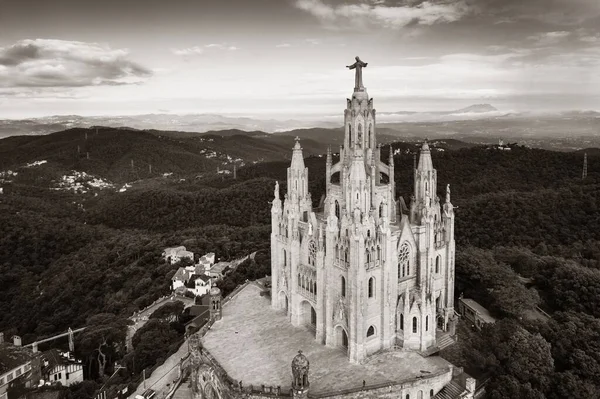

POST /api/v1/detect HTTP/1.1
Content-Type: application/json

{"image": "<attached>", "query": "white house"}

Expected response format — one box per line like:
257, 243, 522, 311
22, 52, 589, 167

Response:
186, 274, 212, 297
162, 246, 194, 265
198, 252, 215, 266
197, 252, 216, 272
171, 268, 189, 291
206, 262, 231, 281
41, 349, 83, 387
0, 335, 38, 399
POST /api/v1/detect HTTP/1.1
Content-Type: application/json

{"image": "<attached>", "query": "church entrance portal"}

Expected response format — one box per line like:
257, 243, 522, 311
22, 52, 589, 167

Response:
300, 300, 316, 337
437, 315, 445, 330
335, 326, 348, 352
279, 291, 288, 314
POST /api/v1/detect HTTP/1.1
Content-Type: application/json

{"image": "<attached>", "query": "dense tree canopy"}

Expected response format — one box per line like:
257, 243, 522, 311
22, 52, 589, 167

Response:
2, 139, 600, 396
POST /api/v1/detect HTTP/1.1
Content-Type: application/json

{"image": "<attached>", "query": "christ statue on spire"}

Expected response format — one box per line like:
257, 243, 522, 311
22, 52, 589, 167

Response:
346, 56, 368, 90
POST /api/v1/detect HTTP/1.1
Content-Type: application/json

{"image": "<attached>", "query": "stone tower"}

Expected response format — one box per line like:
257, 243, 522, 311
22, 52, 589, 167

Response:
210, 285, 222, 321
271, 57, 457, 364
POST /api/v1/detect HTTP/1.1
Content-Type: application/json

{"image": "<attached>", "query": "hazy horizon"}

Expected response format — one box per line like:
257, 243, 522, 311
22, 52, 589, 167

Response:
1, 0, 599, 118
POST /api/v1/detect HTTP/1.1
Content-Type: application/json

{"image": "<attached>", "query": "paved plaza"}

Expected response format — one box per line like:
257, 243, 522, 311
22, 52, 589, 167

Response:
202, 284, 451, 394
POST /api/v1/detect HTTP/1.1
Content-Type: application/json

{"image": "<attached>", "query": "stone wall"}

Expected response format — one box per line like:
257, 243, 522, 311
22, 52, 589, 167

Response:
308, 368, 452, 399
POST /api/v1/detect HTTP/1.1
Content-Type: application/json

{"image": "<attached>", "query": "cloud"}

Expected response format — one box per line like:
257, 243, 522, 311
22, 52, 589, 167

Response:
527, 31, 571, 45
580, 35, 599, 43
0, 39, 151, 88
305, 38, 321, 45
276, 43, 292, 48
467, 0, 600, 26
205, 43, 239, 50
294, 0, 471, 29
171, 46, 204, 56
172, 43, 239, 56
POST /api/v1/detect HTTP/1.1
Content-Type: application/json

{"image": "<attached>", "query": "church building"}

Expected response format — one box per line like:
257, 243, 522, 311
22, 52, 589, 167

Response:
270, 59, 457, 364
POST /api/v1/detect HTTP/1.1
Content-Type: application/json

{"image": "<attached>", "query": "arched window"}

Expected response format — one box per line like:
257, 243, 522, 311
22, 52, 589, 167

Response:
341, 276, 346, 297
400, 314, 404, 330
406, 395, 410, 399
368, 277, 374, 298
418, 391, 423, 399
283, 249, 287, 266
412, 317, 418, 333
379, 202, 384, 218
366, 249, 371, 263
348, 125, 353, 147
297, 273, 301, 286
398, 243, 410, 278
314, 282, 317, 295
435, 255, 441, 273
430, 389, 434, 398
309, 240, 317, 266
367, 326, 375, 337
426, 316, 429, 331
425, 181, 429, 192
344, 249, 348, 263
335, 200, 340, 219
368, 124, 372, 148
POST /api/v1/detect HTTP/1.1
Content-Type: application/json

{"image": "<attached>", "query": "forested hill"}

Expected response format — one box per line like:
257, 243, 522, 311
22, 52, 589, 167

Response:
0, 126, 328, 184
85, 144, 600, 249
2, 137, 600, 397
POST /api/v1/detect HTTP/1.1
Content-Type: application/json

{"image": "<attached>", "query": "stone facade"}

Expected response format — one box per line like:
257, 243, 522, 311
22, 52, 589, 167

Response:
270, 74, 457, 364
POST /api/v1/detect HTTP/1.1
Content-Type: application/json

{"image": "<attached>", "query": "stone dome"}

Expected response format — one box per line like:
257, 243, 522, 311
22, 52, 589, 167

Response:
292, 350, 309, 372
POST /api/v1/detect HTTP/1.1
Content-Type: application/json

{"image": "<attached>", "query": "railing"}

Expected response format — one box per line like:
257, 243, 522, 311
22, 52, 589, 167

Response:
333, 259, 348, 269
365, 260, 381, 270
299, 289, 316, 303
309, 368, 452, 398
238, 384, 292, 397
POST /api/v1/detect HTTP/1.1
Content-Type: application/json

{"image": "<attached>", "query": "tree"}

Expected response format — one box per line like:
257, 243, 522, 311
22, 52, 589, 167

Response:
150, 301, 184, 323
126, 319, 182, 375
498, 329, 554, 392
76, 314, 129, 380
66, 381, 101, 399
541, 311, 600, 385
486, 375, 545, 399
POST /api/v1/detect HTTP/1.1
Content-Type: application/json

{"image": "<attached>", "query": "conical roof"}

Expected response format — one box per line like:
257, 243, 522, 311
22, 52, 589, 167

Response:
417, 139, 434, 171
290, 137, 305, 170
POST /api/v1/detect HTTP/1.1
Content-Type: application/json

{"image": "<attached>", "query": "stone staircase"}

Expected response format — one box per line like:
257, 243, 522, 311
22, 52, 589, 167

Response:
171, 376, 191, 399
434, 380, 464, 399
436, 331, 455, 351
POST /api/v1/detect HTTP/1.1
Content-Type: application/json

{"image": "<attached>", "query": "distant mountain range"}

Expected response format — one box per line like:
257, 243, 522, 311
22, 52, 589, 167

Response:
0, 104, 507, 138
0, 113, 340, 138
382, 103, 498, 116
1, 104, 599, 152
0, 126, 479, 185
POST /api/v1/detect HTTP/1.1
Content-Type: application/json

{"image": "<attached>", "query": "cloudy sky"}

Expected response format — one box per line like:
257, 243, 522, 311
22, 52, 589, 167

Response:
0, 0, 599, 118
